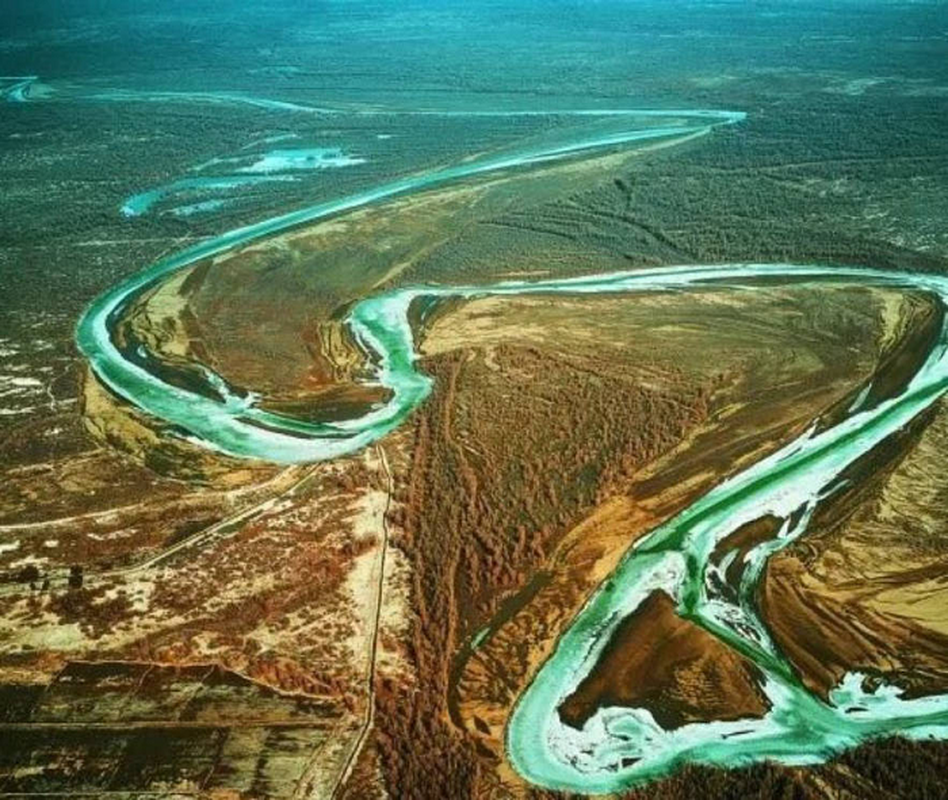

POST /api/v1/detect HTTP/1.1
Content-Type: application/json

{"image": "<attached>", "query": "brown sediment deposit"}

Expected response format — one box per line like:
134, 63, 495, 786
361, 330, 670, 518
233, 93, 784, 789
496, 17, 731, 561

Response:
125, 137, 696, 424
761, 401, 948, 700
558, 590, 768, 730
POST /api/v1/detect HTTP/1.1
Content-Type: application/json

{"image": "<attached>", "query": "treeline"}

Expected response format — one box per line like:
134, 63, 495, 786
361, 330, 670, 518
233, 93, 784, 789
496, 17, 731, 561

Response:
406, 90, 948, 292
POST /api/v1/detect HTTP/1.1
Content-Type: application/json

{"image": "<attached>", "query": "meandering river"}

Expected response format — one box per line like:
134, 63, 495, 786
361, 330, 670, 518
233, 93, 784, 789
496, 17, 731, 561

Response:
73, 105, 948, 792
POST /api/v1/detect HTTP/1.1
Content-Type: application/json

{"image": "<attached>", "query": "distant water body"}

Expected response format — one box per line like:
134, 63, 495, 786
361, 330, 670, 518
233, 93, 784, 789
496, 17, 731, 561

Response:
120, 147, 367, 218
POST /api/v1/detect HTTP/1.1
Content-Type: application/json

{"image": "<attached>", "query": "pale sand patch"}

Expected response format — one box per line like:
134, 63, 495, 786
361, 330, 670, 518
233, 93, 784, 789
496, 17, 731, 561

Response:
876, 290, 912, 353
0, 609, 86, 650
138, 268, 193, 358
342, 475, 388, 669
377, 545, 412, 680
349, 489, 387, 541
872, 581, 948, 637
343, 546, 381, 671
420, 289, 787, 356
